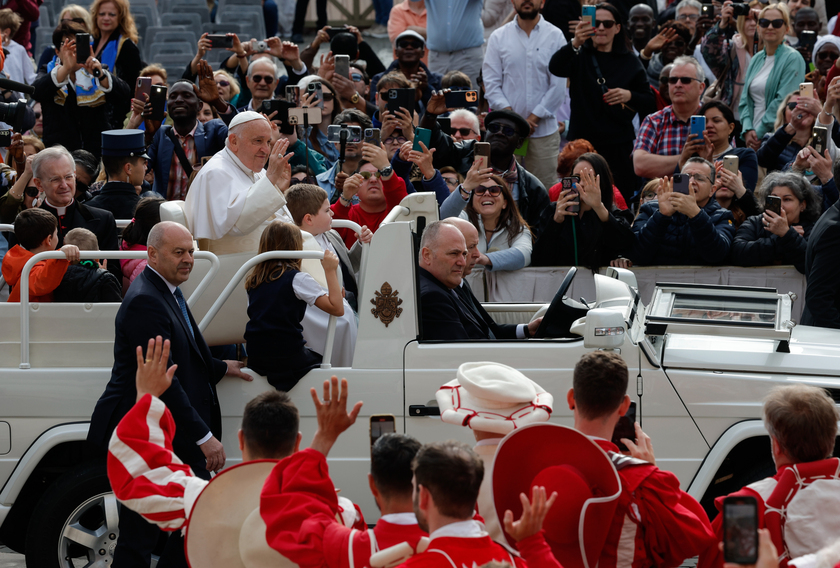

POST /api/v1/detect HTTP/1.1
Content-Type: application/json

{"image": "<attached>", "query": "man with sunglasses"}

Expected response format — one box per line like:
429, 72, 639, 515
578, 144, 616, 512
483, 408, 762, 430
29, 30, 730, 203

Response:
239, 58, 280, 114
370, 31, 442, 109
632, 156, 736, 265
634, 56, 707, 179
421, 101, 551, 239
483, 0, 567, 190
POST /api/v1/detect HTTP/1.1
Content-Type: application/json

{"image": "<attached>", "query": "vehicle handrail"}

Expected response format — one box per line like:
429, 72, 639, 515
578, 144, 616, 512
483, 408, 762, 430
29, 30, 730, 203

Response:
196, 249, 340, 369
17, 250, 220, 369
0, 225, 11, 288
382, 205, 410, 225
331, 219, 368, 295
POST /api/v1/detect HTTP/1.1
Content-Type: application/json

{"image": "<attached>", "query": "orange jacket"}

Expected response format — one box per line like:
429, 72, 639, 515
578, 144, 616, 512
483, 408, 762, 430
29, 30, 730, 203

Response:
2, 245, 69, 302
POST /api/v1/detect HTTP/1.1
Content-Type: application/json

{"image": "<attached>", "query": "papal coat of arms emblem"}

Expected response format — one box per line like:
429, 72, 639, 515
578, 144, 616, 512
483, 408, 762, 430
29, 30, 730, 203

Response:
371, 282, 403, 327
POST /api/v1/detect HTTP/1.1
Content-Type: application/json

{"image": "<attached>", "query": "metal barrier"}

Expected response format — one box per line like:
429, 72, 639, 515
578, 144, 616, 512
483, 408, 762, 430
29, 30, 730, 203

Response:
196, 250, 342, 369
116, 219, 131, 229
382, 205, 410, 225
17, 250, 220, 369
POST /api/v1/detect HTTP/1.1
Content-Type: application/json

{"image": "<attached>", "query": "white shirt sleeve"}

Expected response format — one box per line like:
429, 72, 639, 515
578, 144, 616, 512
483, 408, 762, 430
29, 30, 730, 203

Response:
293, 272, 327, 306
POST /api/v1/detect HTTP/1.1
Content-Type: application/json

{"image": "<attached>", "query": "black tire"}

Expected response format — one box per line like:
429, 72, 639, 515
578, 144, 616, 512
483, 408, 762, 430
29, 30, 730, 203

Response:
25, 460, 120, 568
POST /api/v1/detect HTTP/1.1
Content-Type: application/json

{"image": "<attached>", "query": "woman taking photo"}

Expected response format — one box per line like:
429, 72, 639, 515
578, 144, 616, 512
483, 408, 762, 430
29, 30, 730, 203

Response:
532, 153, 635, 268
459, 176, 533, 273
698, 101, 759, 189
701, 0, 761, 121
548, 2, 655, 201
740, 3, 805, 150
298, 75, 343, 167
730, 171, 819, 273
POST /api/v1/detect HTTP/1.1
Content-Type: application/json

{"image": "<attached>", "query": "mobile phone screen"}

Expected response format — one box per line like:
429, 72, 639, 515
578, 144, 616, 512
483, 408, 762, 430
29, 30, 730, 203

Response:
723, 497, 758, 564
370, 415, 396, 449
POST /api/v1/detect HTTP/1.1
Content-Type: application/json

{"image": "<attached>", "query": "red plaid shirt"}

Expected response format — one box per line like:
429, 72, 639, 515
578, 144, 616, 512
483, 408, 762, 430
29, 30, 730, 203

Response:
167, 125, 197, 201
633, 105, 699, 157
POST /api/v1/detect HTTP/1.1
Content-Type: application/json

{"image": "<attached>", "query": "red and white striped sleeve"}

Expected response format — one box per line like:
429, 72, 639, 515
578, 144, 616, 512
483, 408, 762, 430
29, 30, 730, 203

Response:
107, 394, 208, 532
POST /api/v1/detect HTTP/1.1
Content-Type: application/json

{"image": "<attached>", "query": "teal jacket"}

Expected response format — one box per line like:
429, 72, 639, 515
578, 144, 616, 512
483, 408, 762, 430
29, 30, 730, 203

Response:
739, 43, 805, 139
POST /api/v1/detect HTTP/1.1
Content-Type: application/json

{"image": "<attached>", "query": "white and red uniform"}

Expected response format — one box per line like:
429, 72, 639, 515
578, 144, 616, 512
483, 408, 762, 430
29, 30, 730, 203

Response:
107, 394, 209, 532
592, 439, 716, 568
700, 458, 840, 568
261, 448, 426, 568
396, 520, 561, 568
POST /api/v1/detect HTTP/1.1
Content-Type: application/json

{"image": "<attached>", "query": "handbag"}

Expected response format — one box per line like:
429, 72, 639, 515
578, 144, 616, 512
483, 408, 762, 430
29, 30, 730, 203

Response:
591, 52, 636, 115
702, 41, 735, 105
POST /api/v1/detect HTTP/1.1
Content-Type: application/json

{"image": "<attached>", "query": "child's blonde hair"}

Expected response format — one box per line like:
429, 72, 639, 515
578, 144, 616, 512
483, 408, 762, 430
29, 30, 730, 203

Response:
244, 221, 303, 291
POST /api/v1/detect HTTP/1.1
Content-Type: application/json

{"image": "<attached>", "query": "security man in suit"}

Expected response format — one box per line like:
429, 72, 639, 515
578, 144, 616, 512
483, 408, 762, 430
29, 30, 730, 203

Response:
88, 221, 252, 568
802, 198, 840, 328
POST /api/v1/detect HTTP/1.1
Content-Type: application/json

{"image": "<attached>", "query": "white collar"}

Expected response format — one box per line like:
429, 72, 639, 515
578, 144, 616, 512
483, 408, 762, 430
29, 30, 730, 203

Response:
475, 438, 502, 447
147, 266, 178, 295
380, 513, 419, 525
44, 197, 73, 216
429, 520, 488, 540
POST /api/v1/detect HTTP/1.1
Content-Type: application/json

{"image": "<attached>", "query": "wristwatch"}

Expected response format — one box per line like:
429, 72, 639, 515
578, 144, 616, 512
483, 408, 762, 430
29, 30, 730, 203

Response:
351, 92, 360, 104
378, 166, 393, 178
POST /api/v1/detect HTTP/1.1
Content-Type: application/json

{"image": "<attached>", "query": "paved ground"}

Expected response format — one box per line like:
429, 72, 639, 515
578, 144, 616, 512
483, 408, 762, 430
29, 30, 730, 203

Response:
0, 547, 24, 568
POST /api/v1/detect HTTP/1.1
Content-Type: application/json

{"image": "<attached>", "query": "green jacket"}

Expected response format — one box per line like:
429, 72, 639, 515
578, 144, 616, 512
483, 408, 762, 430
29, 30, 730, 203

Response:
739, 42, 805, 139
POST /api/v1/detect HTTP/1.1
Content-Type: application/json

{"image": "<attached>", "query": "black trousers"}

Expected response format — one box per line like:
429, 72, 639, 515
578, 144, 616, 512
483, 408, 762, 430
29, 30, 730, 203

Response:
292, 0, 327, 35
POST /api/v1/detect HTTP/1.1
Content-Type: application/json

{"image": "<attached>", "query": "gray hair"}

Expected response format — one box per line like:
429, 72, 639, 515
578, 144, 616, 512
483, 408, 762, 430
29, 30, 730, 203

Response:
757, 171, 821, 223
147, 221, 190, 250
247, 57, 279, 79
684, 157, 715, 184
672, 55, 706, 84
420, 220, 459, 251
675, 0, 702, 14
449, 109, 480, 135
31, 146, 74, 180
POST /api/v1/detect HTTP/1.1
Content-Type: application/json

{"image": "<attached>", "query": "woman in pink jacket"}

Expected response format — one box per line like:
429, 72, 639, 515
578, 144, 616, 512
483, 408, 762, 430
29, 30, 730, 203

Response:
120, 196, 162, 293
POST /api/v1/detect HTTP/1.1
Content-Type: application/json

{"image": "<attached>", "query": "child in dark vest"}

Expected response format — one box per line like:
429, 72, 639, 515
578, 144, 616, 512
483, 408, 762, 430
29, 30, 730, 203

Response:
244, 220, 343, 391
53, 228, 122, 302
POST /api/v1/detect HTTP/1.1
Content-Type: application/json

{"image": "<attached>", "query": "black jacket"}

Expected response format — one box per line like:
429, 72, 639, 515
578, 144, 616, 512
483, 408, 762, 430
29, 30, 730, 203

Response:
455, 280, 518, 339
730, 215, 812, 274
421, 122, 551, 239
86, 181, 141, 221
801, 199, 840, 327
88, 267, 228, 469
548, 42, 655, 146
418, 267, 488, 340
91, 36, 143, 128
532, 208, 636, 268
631, 198, 737, 265
53, 262, 123, 302
32, 71, 131, 158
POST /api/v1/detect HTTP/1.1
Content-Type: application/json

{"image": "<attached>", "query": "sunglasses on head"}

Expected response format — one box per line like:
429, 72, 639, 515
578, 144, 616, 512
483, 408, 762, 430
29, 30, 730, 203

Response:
594, 19, 616, 28
668, 75, 698, 84
216, 79, 230, 87
359, 171, 382, 179
487, 123, 518, 137
24, 187, 38, 198
473, 185, 504, 196
758, 18, 785, 28
251, 74, 275, 84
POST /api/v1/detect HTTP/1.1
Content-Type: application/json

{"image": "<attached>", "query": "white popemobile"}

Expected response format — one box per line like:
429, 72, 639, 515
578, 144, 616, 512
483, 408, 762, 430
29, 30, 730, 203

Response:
0, 193, 836, 568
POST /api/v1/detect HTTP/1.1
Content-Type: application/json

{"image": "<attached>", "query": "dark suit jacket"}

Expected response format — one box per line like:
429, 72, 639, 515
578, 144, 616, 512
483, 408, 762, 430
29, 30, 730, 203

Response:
86, 181, 141, 221
455, 279, 518, 339
418, 267, 489, 340
147, 118, 233, 198
802, 200, 840, 328
88, 267, 228, 469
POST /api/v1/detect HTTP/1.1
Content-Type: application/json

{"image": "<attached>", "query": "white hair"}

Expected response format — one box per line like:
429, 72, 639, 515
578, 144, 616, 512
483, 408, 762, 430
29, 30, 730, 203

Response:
676, 0, 702, 14
449, 109, 480, 134
31, 146, 74, 180
247, 57, 279, 79
672, 55, 706, 84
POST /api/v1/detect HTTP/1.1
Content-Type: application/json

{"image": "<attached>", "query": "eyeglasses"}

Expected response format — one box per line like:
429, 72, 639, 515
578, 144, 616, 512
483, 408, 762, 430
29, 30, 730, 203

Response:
454, 127, 475, 136
251, 74, 275, 83
397, 40, 424, 49
384, 136, 407, 145
758, 18, 785, 28
487, 123, 518, 137
686, 172, 711, 183
668, 75, 700, 84
443, 177, 460, 187
61, 17, 86, 24
818, 50, 840, 61
322, 92, 335, 102
473, 185, 504, 196
359, 171, 382, 179
351, 73, 364, 82
594, 19, 616, 28
24, 187, 39, 198
676, 13, 699, 20
216, 80, 230, 87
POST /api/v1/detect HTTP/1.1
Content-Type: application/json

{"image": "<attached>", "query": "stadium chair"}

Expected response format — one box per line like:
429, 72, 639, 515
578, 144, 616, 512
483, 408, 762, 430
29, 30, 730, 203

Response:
216, 8, 265, 38
201, 22, 248, 37
169, 4, 211, 24
130, 3, 160, 27
161, 12, 203, 35
34, 27, 53, 59
132, 11, 151, 45
149, 42, 196, 61
39, 4, 53, 28
142, 25, 187, 52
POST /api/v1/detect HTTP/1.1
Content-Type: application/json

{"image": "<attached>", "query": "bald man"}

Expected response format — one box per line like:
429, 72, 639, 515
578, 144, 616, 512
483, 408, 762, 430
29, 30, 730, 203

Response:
442, 217, 541, 339
89, 221, 251, 567
184, 111, 295, 254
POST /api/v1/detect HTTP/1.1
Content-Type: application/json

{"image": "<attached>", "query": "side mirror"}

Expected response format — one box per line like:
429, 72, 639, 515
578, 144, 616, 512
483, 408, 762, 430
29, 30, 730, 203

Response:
605, 266, 638, 290
583, 308, 626, 349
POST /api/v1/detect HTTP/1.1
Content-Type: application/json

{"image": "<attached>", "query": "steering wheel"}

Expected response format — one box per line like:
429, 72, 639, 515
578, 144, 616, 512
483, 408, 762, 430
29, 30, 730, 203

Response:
534, 266, 583, 338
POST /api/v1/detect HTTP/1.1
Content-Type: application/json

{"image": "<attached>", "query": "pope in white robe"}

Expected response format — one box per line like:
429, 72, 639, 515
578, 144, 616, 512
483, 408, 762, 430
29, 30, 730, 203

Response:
184, 111, 295, 255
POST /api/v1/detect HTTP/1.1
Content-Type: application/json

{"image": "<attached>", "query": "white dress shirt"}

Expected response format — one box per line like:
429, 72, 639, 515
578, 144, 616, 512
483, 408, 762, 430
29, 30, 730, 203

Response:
482, 15, 567, 139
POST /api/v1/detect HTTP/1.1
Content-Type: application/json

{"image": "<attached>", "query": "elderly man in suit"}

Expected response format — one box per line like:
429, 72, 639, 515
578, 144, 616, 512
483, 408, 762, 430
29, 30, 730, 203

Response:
88, 221, 251, 568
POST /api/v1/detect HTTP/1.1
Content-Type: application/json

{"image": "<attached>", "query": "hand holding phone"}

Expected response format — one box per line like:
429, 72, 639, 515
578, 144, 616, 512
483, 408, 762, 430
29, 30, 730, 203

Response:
672, 173, 690, 195
764, 195, 782, 216
473, 141, 491, 170
370, 415, 396, 450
